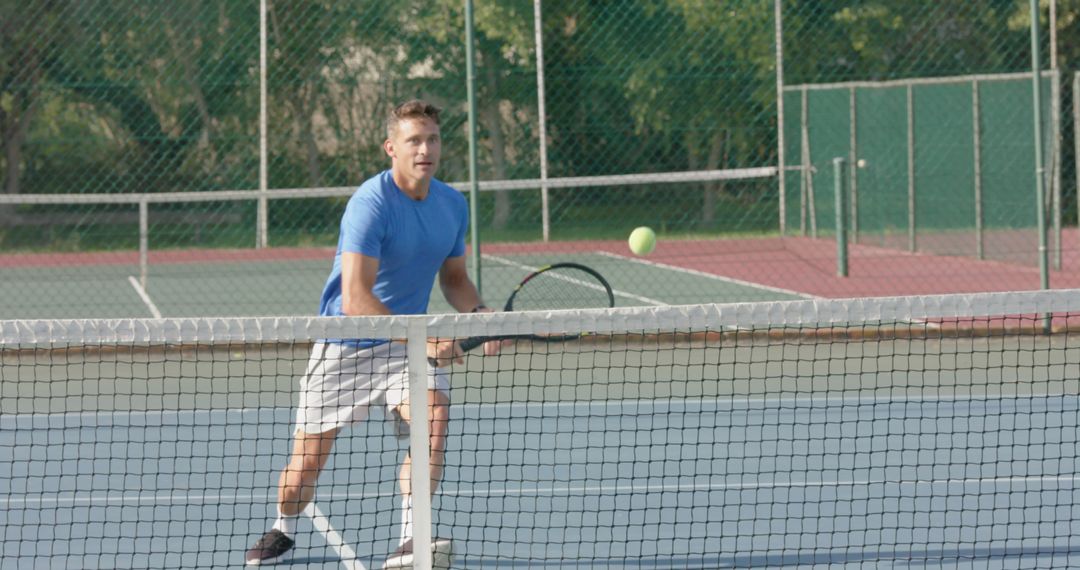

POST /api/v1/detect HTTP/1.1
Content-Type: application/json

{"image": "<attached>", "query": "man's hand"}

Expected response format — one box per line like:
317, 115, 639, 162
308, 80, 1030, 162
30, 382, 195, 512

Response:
426, 306, 508, 368
427, 338, 463, 368
473, 306, 511, 356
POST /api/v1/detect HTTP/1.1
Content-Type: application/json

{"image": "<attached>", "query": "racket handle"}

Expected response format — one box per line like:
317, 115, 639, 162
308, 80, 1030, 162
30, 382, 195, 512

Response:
457, 336, 490, 354
427, 336, 491, 368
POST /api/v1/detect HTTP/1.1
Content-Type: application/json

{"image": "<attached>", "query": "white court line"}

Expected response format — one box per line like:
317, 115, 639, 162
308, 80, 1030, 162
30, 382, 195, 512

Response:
127, 275, 163, 318
3, 391, 1066, 424
0, 489, 394, 508
483, 253, 668, 306
594, 250, 819, 300
0, 406, 277, 421
595, 251, 941, 329
305, 503, 367, 570
6, 475, 1079, 508
437, 475, 1080, 497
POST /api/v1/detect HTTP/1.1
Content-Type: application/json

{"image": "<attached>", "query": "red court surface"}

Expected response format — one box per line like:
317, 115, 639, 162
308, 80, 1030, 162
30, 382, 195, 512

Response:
3, 231, 1079, 300
482, 229, 1080, 299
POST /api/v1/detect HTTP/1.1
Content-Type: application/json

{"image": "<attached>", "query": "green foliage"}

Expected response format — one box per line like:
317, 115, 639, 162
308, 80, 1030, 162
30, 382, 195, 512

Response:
0, 0, 1071, 252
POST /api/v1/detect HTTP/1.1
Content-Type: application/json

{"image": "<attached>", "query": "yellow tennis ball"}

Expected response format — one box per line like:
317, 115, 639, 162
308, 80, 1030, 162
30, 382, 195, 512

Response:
628, 226, 656, 256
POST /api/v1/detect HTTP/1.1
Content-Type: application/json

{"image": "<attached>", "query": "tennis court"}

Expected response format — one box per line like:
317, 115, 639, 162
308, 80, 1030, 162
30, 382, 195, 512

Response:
10, 229, 1080, 321
6, 398, 1079, 569
0, 244, 812, 320
7, 1, 1080, 568
3, 291, 1080, 568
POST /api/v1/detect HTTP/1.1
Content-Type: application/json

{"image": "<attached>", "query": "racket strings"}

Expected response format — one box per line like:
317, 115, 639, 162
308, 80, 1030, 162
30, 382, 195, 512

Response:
511, 268, 613, 310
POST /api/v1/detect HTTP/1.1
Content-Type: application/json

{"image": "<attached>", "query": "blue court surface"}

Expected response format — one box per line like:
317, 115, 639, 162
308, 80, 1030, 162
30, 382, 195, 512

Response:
4, 394, 1080, 569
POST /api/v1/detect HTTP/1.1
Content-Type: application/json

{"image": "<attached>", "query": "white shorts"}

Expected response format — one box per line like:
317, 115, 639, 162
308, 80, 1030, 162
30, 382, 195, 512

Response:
295, 341, 450, 435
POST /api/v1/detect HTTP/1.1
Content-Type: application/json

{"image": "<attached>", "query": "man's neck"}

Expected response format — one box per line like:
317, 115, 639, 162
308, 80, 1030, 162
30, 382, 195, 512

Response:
392, 171, 431, 201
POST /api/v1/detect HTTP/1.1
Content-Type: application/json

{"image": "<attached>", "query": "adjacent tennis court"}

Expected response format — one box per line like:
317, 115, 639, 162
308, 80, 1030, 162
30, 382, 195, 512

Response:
11, 230, 1080, 321
0, 245, 812, 320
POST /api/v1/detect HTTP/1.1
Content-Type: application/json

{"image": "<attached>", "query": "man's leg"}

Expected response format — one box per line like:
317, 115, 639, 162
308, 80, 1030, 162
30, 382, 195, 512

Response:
383, 389, 452, 569
396, 389, 450, 498
279, 428, 340, 514
246, 428, 339, 565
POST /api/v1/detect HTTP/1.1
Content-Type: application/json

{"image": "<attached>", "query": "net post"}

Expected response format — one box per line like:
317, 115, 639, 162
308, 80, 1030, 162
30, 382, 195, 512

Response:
406, 318, 433, 570
833, 157, 848, 277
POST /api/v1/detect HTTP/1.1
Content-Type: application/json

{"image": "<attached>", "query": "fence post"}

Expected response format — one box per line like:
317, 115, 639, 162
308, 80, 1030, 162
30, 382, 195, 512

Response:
1073, 72, 1079, 248
775, 0, 786, 236
848, 87, 858, 244
257, 0, 268, 249
906, 84, 916, 253
1051, 70, 1062, 270
802, 86, 816, 238
1029, 0, 1051, 335
834, 157, 848, 277
465, 0, 482, 294
972, 79, 983, 260
1030, 0, 1049, 293
139, 199, 149, 289
534, 0, 551, 242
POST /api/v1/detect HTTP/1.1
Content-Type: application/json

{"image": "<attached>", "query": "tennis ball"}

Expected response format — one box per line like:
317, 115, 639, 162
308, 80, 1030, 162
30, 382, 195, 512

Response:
628, 226, 657, 256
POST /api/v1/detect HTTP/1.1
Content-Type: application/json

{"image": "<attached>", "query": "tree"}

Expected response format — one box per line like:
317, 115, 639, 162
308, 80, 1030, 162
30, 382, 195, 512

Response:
408, 0, 540, 230
0, 0, 64, 202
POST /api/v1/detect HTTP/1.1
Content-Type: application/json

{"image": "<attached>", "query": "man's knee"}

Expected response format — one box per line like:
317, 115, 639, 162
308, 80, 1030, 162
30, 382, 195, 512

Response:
393, 391, 450, 420
395, 397, 449, 430
289, 429, 339, 474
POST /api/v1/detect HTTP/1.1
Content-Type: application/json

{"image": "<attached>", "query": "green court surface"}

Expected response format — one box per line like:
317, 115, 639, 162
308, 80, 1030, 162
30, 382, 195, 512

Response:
0, 250, 809, 320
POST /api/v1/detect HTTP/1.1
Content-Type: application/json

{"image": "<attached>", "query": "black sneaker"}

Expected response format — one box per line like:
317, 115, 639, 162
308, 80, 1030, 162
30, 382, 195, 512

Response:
382, 537, 453, 569
245, 529, 295, 566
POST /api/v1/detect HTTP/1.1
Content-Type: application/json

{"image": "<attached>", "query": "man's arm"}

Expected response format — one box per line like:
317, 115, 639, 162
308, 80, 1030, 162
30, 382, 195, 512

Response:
436, 255, 506, 364
438, 255, 486, 313
340, 252, 392, 316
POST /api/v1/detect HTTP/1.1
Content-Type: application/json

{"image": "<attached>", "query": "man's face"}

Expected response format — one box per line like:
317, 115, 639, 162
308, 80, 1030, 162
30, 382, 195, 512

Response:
386, 117, 441, 182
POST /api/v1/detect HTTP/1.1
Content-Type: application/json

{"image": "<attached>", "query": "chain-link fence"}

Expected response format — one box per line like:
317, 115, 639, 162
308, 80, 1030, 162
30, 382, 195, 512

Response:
781, 2, 1066, 270
2, 1, 1077, 318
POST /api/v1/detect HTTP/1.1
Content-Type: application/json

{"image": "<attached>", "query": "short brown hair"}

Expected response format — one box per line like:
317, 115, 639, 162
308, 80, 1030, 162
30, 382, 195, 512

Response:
386, 99, 441, 138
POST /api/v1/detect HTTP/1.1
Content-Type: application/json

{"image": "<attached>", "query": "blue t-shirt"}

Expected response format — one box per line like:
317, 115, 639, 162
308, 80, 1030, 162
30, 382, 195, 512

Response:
319, 170, 468, 345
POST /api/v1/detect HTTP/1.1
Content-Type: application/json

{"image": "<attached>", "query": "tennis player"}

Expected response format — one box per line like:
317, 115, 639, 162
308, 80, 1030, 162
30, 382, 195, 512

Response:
245, 99, 496, 567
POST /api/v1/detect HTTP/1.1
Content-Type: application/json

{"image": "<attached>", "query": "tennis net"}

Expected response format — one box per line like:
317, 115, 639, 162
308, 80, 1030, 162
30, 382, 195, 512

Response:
3, 290, 1080, 568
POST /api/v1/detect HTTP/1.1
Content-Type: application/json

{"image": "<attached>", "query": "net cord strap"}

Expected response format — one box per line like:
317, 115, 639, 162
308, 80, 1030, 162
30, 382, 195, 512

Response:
407, 319, 434, 570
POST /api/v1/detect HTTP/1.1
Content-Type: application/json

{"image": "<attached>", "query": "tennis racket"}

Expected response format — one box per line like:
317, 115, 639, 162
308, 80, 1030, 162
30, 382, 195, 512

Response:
430, 262, 615, 365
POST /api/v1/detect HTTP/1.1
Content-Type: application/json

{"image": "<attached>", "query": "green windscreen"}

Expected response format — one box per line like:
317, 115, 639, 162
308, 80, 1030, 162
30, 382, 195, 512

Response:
855, 85, 909, 249
783, 72, 1057, 267
806, 87, 851, 235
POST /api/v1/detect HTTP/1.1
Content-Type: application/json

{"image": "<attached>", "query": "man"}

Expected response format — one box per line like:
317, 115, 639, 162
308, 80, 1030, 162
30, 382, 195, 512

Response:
245, 99, 495, 567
